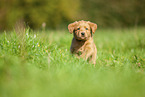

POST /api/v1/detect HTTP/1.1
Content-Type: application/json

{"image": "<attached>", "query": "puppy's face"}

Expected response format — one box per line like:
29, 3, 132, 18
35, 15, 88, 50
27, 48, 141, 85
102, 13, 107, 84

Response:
68, 20, 97, 41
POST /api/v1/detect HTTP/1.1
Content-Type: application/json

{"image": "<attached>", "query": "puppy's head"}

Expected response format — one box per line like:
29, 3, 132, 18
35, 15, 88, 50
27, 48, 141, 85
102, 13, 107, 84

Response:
68, 20, 97, 41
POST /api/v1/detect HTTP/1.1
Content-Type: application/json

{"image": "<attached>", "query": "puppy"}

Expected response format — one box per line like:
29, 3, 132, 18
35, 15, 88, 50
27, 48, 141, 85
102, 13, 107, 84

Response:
68, 20, 97, 65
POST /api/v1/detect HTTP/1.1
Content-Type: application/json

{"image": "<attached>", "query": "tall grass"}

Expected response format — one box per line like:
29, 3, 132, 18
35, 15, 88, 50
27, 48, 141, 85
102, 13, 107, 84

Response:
0, 28, 145, 97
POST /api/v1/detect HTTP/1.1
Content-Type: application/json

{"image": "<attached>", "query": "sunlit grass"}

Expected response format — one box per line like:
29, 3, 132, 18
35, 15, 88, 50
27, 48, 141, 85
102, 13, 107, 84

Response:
0, 28, 145, 97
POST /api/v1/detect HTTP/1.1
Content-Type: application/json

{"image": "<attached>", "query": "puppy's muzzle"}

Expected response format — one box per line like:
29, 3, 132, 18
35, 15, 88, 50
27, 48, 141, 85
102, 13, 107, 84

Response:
81, 32, 85, 36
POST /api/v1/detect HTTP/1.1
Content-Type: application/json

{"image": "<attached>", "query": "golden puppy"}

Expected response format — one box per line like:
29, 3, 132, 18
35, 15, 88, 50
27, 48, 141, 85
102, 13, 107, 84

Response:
68, 20, 97, 65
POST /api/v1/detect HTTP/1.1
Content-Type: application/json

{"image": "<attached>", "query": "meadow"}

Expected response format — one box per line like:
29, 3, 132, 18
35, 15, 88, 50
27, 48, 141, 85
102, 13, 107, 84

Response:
0, 28, 145, 97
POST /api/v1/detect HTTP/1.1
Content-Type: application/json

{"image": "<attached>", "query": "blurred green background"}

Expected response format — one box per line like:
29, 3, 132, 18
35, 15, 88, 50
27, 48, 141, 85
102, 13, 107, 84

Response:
0, 0, 145, 30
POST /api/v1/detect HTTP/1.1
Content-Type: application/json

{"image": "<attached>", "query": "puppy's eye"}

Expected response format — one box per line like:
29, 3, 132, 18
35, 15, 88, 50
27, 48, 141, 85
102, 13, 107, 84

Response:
77, 28, 80, 30
86, 28, 88, 30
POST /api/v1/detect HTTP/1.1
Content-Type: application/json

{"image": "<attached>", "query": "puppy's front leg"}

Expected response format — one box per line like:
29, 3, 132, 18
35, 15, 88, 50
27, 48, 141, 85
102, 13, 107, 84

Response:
89, 53, 96, 65
80, 47, 92, 61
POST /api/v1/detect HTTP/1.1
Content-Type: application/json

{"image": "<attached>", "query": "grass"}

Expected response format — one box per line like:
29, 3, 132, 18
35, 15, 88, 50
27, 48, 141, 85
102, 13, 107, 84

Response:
0, 28, 145, 97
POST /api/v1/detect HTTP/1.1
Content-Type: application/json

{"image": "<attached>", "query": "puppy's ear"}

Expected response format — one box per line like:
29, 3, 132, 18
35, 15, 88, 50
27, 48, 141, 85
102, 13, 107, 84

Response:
68, 21, 78, 34
88, 22, 97, 34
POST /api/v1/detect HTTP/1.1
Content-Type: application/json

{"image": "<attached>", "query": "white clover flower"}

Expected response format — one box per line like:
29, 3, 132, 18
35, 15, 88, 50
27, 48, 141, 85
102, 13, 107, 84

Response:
26, 33, 28, 36
34, 34, 36, 38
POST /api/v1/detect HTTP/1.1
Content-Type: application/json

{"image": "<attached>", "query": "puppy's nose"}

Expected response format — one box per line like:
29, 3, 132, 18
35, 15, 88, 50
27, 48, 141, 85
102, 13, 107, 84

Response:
81, 32, 85, 36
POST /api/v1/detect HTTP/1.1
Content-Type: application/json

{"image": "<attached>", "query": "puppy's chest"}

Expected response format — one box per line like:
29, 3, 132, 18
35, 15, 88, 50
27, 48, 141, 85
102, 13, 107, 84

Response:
73, 43, 87, 54
75, 45, 84, 53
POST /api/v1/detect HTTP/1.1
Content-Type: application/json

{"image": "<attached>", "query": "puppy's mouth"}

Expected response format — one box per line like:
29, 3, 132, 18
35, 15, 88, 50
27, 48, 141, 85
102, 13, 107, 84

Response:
76, 36, 87, 40
74, 32, 89, 41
